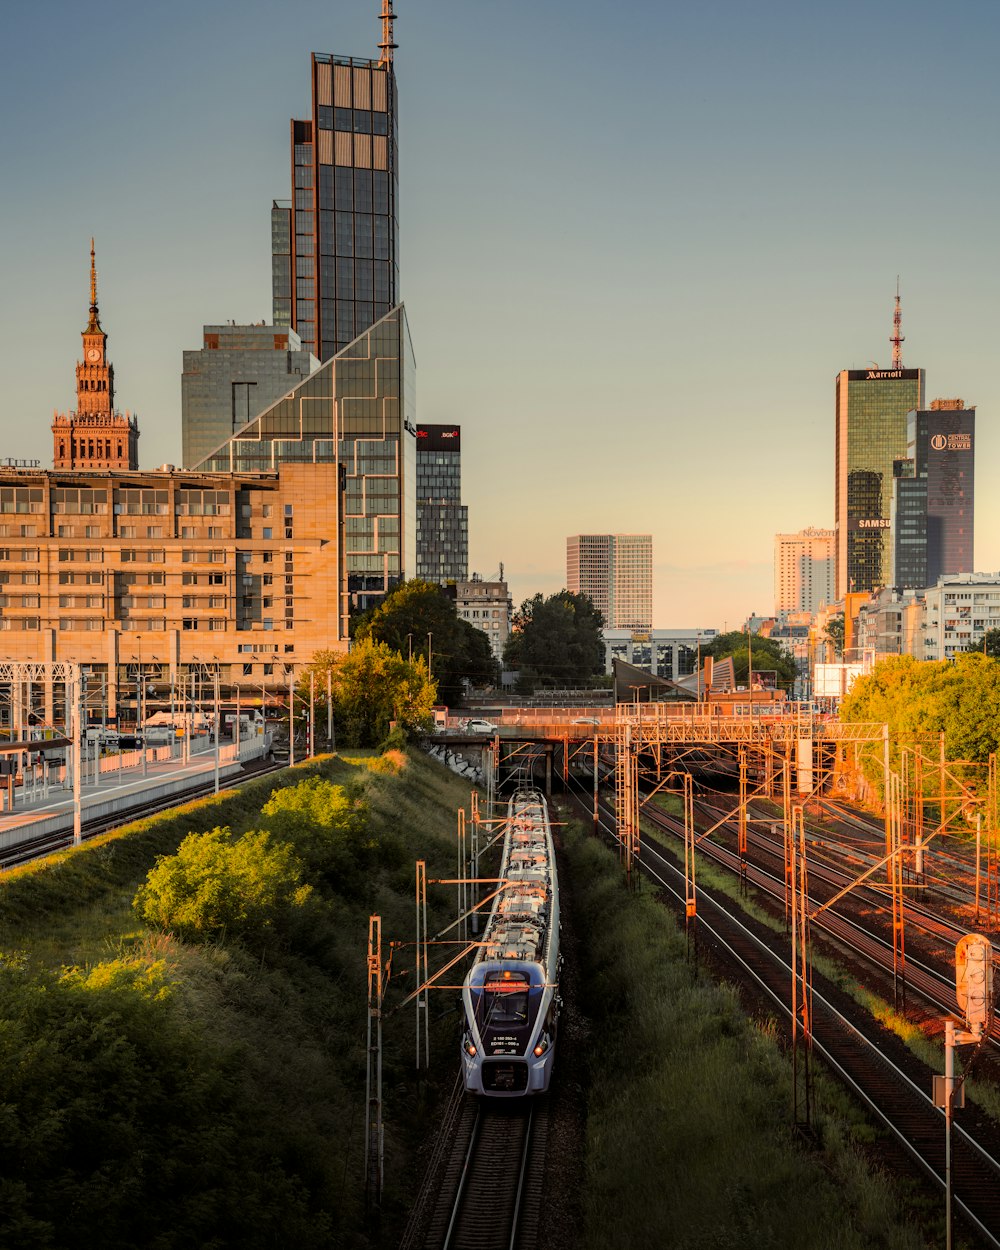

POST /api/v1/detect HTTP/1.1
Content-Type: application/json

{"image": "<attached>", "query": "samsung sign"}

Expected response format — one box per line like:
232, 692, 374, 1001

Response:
849, 518, 891, 530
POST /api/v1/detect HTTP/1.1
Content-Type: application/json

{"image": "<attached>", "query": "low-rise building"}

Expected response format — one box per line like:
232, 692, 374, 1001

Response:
602, 628, 718, 680
921, 573, 1000, 660
454, 573, 510, 663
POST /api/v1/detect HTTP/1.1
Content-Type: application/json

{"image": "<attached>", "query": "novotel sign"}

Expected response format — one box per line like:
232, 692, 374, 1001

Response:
1, 458, 40, 469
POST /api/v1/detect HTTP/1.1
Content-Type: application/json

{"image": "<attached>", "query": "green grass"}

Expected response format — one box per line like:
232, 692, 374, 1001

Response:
563, 819, 930, 1250
0, 748, 477, 1250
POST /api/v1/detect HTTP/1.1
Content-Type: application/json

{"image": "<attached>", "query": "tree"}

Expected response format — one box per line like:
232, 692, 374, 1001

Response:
968, 628, 1000, 659
705, 630, 798, 691
824, 613, 845, 659
298, 639, 436, 747
352, 578, 498, 703
133, 826, 313, 946
840, 652, 1000, 769
503, 591, 605, 689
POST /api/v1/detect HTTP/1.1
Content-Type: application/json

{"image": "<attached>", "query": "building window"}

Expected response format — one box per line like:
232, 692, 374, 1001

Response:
182, 619, 199, 631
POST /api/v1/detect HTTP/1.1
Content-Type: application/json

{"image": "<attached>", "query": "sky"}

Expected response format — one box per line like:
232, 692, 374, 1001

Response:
1, 0, 998, 630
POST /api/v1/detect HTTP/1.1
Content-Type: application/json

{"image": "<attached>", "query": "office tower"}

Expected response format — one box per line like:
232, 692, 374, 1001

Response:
181, 325, 319, 469
773, 528, 835, 614
834, 291, 924, 598
566, 534, 652, 631
416, 424, 468, 582
892, 399, 975, 589
196, 305, 416, 635
272, 15, 399, 363
52, 242, 139, 470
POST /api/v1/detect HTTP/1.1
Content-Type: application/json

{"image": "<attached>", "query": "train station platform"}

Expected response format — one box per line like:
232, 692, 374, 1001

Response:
0, 735, 271, 855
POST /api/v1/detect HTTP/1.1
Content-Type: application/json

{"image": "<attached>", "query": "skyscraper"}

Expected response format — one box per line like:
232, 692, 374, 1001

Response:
567, 534, 652, 631
834, 292, 924, 598
892, 399, 975, 589
416, 424, 468, 582
181, 325, 318, 469
195, 305, 416, 634
773, 528, 835, 614
52, 242, 139, 471
272, 11, 399, 363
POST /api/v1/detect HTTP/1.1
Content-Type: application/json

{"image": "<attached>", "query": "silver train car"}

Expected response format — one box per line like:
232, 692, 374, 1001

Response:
461, 788, 560, 1096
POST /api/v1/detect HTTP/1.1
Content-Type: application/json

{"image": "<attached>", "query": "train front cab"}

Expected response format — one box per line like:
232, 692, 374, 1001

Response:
462, 961, 557, 1096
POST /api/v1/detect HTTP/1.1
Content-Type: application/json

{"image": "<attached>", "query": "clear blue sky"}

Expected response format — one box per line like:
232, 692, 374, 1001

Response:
1, 0, 998, 628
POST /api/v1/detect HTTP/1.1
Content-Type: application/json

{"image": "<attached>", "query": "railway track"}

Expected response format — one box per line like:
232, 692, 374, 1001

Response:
664, 793, 1000, 1037
403, 1084, 547, 1250
564, 779, 1000, 1246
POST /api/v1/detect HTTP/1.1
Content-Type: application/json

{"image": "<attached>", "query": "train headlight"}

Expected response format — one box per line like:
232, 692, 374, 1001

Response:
463, 1035, 477, 1058
533, 1035, 549, 1058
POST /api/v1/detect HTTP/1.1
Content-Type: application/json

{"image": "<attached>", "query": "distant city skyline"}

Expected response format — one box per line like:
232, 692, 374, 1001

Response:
2, 1, 999, 628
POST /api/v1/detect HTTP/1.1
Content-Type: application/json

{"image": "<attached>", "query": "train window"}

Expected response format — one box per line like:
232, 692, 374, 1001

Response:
481, 989, 529, 1027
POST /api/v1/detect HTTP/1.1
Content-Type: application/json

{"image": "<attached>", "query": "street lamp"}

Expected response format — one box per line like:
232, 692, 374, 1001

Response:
137, 634, 147, 777
213, 661, 220, 795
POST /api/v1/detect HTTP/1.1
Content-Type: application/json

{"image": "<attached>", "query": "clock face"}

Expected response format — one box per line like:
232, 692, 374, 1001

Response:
86, 347, 101, 362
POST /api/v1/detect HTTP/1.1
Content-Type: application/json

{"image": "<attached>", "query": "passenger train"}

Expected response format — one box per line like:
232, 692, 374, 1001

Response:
461, 788, 560, 1096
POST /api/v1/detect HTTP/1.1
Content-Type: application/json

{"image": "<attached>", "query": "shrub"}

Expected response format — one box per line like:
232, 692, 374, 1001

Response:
133, 826, 312, 946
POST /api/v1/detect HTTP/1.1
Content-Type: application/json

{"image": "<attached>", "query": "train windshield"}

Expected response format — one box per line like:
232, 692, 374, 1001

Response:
476, 974, 531, 1029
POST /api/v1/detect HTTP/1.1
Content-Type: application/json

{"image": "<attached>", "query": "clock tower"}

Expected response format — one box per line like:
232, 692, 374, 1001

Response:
52, 241, 139, 470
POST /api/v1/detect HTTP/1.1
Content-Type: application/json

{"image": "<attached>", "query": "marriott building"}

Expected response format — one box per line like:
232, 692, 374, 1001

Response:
835, 365, 925, 598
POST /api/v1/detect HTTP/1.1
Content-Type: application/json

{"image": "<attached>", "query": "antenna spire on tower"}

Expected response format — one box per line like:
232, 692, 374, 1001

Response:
377, 0, 397, 66
890, 277, 904, 369
85, 238, 102, 333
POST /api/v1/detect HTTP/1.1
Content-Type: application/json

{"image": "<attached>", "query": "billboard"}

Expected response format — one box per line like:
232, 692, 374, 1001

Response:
416, 424, 461, 451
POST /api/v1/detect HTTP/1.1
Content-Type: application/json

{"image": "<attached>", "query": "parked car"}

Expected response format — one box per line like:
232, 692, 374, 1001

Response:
465, 719, 498, 734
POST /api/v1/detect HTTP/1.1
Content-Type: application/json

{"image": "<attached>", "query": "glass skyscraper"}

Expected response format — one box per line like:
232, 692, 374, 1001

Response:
416, 424, 468, 583
195, 305, 416, 633
272, 52, 399, 363
892, 401, 975, 589
835, 367, 925, 597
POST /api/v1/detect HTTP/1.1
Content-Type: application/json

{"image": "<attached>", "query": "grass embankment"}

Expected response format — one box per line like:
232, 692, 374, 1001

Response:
562, 819, 930, 1250
0, 750, 471, 1250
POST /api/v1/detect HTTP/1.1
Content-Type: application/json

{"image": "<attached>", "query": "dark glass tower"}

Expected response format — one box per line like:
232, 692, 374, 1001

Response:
272, 50, 399, 362
892, 400, 975, 588
416, 424, 468, 582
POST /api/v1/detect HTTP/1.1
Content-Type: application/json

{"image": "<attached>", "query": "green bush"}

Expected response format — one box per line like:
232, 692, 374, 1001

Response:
133, 826, 313, 946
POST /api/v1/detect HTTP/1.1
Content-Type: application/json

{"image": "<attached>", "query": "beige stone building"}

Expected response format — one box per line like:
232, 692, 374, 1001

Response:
0, 464, 341, 725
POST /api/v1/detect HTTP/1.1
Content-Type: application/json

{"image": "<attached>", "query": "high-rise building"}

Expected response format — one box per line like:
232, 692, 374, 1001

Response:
195, 304, 416, 632
834, 292, 924, 598
180, 325, 318, 470
271, 21, 399, 363
52, 242, 139, 471
892, 399, 975, 589
181, 325, 319, 469
773, 528, 835, 614
567, 534, 652, 631
416, 424, 468, 583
